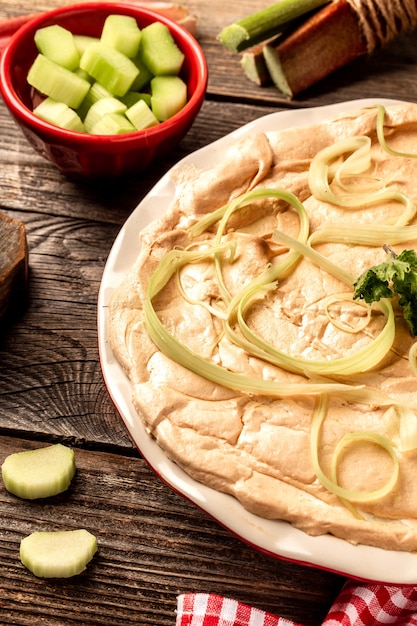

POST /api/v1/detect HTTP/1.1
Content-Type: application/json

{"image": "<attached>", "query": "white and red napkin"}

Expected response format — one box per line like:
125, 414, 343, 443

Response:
176, 581, 417, 625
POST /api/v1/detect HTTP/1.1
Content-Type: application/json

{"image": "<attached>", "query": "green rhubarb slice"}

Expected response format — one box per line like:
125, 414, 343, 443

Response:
140, 22, 184, 75
90, 112, 135, 135
74, 67, 93, 83
83, 96, 127, 133
80, 41, 139, 96
77, 81, 113, 120
262, 45, 293, 97
126, 98, 159, 130
120, 90, 151, 108
34, 97, 85, 132
20, 529, 98, 578
1, 443, 76, 500
73, 34, 100, 57
101, 14, 142, 58
27, 54, 90, 109
130, 52, 153, 91
150, 75, 187, 121
34, 24, 80, 70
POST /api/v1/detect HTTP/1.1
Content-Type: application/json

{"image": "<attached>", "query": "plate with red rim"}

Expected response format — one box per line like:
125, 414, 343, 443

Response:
98, 97, 417, 584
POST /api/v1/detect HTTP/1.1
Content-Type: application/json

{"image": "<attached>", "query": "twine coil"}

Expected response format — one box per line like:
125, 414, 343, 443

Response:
346, 0, 417, 53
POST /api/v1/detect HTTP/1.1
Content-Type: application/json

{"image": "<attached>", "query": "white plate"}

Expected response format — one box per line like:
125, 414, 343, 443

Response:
98, 98, 417, 584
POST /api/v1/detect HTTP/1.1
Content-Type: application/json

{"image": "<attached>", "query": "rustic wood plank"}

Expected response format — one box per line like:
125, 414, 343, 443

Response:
0, 99, 277, 449
0, 2, 415, 623
0, 212, 28, 318
0, 436, 345, 625
0, 98, 278, 222
201, 29, 417, 106
1, 0, 416, 107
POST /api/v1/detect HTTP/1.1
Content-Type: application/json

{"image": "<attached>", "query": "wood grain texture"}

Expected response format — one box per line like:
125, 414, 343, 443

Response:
0, 212, 28, 318
0, 1, 416, 623
0, 99, 277, 448
1, 0, 417, 107
0, 436, 345, 626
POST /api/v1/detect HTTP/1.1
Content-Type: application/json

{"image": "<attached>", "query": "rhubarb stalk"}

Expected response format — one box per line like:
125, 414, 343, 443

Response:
240, 35, 283, 86
218, 0, 331, 53
263, 0, 417, 97
263, 0, 367, 96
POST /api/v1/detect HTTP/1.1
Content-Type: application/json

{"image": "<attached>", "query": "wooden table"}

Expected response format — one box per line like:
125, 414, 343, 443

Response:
1, 1, 417, 623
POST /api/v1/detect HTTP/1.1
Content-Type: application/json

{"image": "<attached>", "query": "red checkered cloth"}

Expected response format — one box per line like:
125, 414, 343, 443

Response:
176, 593, 298, 625
176, 582, 417, 625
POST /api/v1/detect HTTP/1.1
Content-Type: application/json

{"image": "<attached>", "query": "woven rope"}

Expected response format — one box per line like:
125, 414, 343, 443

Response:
346, 0, 417, 52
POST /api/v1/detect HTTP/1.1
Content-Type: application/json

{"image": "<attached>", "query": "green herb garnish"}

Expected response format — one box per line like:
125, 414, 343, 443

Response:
353, 246, 417, 335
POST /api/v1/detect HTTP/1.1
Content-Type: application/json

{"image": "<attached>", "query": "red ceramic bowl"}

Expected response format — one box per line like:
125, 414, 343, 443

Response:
0, 2, 208, 179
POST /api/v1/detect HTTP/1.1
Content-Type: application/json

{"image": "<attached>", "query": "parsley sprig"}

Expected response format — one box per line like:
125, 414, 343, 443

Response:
353, 246, 417, 336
